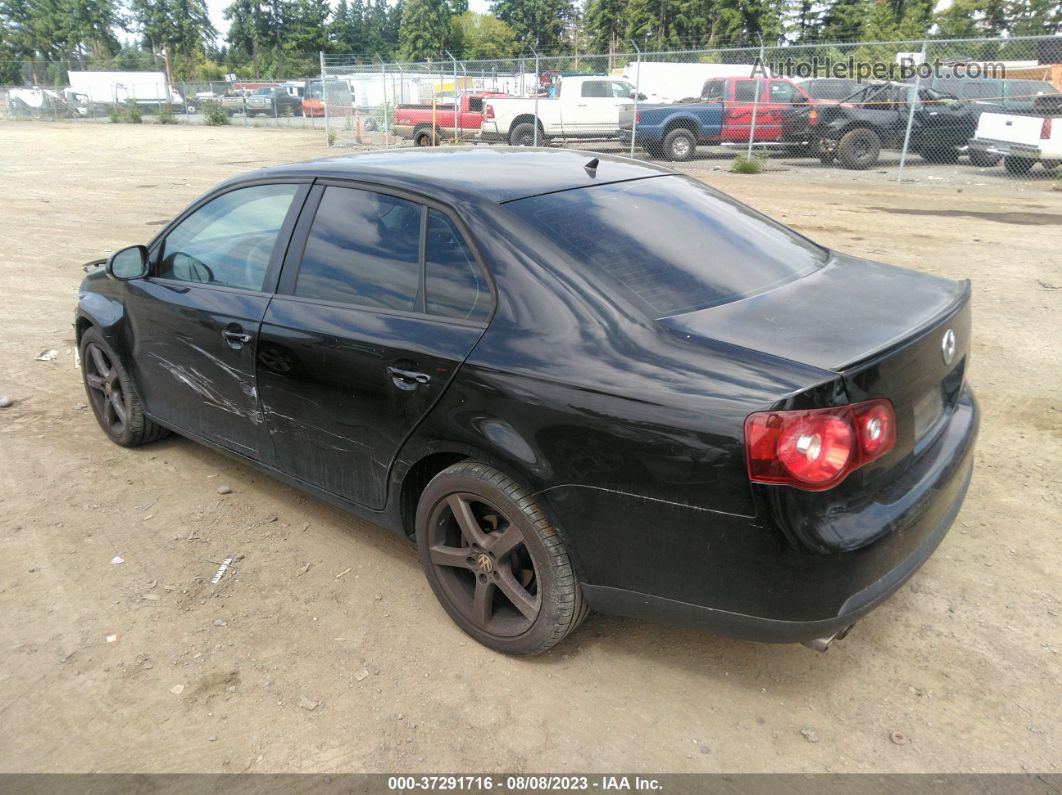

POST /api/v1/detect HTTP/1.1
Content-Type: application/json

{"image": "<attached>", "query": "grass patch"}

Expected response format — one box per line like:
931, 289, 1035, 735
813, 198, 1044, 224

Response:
203, 101, 230, 126
731, 152, 767, 174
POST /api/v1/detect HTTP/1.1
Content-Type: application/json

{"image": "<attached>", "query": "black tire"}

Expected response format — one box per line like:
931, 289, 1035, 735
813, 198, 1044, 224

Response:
416, 461, 588, 656
414, 128, 437, 147
920, 147, 960, 164
663, 128, 696, 162
293, 106, 303, 117
968, 150, 1002, 167
1004, 156, 1034, 175
836, 127, 881, 170
509, 122, 540, 147
80, 326, 169, 448
1042, 160, 1060, 173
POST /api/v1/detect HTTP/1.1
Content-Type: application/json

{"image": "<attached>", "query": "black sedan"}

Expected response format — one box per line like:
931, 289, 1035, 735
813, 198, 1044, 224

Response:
76, 149, 978, 655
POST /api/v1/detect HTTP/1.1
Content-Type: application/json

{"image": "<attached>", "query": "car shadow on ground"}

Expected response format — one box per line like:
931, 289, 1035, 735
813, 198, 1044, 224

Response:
156, 434, 895, 694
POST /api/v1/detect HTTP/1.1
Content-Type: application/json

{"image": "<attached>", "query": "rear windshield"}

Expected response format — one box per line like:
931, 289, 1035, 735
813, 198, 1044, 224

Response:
504, 175, 827, 317
805, 79, 862, 100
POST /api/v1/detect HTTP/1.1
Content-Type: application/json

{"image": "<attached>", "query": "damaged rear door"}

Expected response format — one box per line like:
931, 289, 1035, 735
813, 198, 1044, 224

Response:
126, 180, 310, 459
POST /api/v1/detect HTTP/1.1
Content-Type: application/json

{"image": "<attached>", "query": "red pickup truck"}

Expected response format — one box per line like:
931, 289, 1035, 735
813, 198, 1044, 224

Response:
698, 77, 812, 142
394, 93, 507, 145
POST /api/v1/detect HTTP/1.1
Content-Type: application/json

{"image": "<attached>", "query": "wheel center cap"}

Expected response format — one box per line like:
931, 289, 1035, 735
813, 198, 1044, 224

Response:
474, 553, 493, 574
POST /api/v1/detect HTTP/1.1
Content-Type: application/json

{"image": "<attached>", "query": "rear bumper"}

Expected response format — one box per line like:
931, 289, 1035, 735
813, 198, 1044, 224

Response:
546, 388, 978, 644
969, 137, 1044, 159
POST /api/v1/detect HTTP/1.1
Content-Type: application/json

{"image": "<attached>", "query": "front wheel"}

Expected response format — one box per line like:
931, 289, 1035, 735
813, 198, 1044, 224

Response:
663, 128, 696, 162
416, 461, 587, 656
80, 326, 169, 448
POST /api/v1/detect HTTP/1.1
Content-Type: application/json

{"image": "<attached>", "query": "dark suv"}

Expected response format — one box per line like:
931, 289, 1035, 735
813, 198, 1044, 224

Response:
245, 86, 303, 117
782, 81, 994, 169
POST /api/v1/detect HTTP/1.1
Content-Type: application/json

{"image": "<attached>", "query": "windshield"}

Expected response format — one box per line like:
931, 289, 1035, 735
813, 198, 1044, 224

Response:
504, 175, 827, 317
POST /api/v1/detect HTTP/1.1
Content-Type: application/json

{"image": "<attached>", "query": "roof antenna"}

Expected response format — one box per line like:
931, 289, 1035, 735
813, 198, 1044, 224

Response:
583, 157, 599, 177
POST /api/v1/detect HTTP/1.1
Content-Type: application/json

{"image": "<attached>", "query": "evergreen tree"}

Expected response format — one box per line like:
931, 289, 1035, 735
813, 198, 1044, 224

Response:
491, 0, 574, 53
398, 0, 452, 60
583, 0, 625, 52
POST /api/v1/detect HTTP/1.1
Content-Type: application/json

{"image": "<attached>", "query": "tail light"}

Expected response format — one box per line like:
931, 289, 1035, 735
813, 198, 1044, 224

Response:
745, 400, 896, 491
485, 104, 494, 120
634, 111, 641, 123
1042, 117, 1052, 140
808, 109, 817, 126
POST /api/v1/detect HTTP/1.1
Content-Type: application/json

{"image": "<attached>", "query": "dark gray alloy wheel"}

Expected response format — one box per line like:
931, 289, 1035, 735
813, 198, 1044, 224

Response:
80, 326, 169, 447
416, 461, 587, 655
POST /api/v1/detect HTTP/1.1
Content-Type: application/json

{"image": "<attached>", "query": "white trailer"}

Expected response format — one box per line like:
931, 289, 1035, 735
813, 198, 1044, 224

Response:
67, 71, 189, 114
617, 61, 766, 104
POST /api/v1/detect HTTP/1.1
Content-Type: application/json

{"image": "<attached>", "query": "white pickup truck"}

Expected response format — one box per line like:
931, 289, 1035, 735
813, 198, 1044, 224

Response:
479, 75, 637, 146
968, 92, 1062, 175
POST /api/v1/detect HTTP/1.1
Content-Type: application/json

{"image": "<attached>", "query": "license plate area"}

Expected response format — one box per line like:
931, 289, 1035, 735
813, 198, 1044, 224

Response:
913, 388, 945, 450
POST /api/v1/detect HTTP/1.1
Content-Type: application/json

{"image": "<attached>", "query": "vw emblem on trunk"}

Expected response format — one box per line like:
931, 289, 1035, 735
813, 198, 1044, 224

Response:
941, 328, 957, 365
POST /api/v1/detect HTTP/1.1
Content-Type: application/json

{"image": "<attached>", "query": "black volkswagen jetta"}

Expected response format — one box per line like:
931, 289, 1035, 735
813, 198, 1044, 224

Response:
76, 148, 978, 655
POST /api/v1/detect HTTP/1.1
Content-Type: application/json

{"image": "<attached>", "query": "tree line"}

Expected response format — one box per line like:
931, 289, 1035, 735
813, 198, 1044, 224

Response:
1, 0, 1059, 84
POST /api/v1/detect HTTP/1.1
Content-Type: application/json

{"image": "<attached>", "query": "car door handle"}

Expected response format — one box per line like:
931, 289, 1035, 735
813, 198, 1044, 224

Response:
222, 330, 252, 344
387, 366, 431, 386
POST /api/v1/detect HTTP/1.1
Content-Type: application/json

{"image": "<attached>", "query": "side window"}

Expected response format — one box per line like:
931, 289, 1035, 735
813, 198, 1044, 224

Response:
581, 81, 608, 98
295, 187, 422, 312
425, 210, 490, 323
609, 81, 633, 98
468, 96, 484, 113
702, 80, 724, 101
158, 183, 298, 291
734, 80, 762, 103
769, 80, 797, 104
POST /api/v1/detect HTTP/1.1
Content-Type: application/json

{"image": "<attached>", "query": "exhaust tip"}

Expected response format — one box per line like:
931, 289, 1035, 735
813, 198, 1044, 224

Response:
801, 623, 855, 652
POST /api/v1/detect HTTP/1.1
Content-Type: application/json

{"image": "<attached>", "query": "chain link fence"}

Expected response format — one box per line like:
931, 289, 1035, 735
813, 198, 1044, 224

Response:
3, 34, 1060, 183
320, 35, 1062, 183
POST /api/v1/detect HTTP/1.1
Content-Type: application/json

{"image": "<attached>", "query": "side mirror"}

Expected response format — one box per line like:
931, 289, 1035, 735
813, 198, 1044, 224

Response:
106, 245, 148, 280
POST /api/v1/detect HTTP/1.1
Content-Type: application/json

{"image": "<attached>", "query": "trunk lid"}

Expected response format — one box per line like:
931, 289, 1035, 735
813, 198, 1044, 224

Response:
658, 253, 967, 373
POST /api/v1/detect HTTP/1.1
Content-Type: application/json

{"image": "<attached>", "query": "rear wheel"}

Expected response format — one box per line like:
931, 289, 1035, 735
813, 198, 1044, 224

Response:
663, 128, 696, 162
416, 461, 587, 656
414, 128, 437, 146
836, 128, 880, 170
1004, 156, 1034, 175
509, 122, 540, 147
1042, 160, 1060, 174
968, 150, 1002, 167
80, 326, 169, 448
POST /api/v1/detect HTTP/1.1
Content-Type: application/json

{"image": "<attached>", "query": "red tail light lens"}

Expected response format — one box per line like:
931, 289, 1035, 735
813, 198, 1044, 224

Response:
485, 104, 494, 120
745, 399, 896, 491
1042, 117, 1052, 140
808, 109, 817, 126
635, 111, 641, 123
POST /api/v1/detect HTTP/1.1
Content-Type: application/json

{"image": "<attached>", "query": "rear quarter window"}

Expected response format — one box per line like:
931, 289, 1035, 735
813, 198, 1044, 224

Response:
504, 175, 826, 318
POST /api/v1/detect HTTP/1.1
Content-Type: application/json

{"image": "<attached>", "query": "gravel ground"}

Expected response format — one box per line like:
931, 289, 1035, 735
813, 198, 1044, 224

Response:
0, 121, 1060, 774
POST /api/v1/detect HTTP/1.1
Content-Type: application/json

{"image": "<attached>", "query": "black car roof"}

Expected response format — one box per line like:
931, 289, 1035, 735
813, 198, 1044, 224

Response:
245, 147, 676, 204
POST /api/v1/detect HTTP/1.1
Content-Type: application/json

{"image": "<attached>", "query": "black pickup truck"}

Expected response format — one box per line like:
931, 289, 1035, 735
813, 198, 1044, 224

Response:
782, 82, 997, 169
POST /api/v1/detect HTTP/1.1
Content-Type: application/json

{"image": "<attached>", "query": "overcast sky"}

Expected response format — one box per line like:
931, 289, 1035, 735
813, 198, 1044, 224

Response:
204, 0, 493, 39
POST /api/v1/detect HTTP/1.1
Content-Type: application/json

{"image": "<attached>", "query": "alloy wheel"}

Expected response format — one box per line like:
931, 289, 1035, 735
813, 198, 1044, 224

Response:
84, 342, 129, 436
425, 492, 542, 637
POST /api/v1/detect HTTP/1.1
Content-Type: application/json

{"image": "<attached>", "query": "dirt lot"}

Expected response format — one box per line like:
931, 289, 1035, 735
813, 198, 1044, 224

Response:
0, 122, 1060, 774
